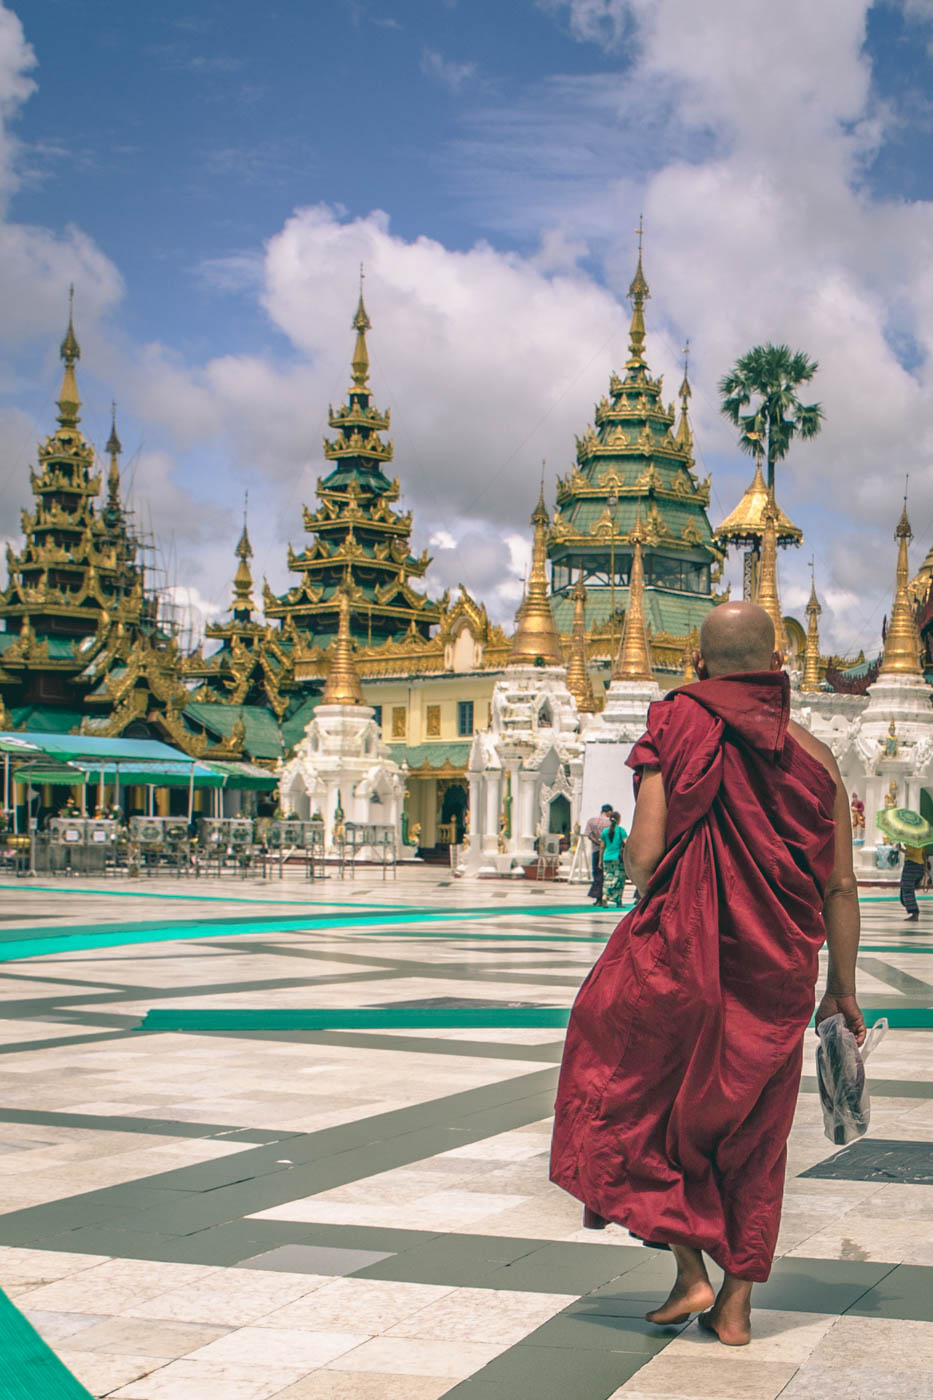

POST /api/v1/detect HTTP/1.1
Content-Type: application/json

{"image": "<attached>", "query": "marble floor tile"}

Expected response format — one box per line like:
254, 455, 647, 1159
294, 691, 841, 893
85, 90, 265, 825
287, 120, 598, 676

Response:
778, 1364, 933, 1398
267, 1373, 453, 1399
23, 1309, 110, 1344
187, 1324, 369, 1369
611, 1354, 798, 1398
126, 1269, 329, 1326
111, 1359, 308, 1400
55, 1348, 164, 1397
61, 1316, 231, 1359
385, 1285, 570, 1345
256, 1277, 454, 1333
324, 1334, 508, 1376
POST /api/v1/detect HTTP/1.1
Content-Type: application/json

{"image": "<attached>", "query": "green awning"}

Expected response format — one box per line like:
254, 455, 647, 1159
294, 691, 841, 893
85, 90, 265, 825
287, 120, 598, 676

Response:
0, 736, 44, 755
12, 763, 88, 786
205, 761, 279, 790
74, 761, 224, 789
0, 732, 198, 764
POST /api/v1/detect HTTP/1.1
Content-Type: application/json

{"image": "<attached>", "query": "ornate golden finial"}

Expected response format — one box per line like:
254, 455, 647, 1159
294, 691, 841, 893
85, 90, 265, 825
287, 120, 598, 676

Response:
508, 485, 564, 666
350, 267, 372, 391
565, 571, 596, 712
105, 402, 122, 509
878, 496, 924, 677
626, 217, 650, 365
612, 508, 654, 682
754, 493, 787, 655
679, 626, 699, 685
57, 285, 82, 428
230, 493, 255, 619
323, 574, 363, 703
800, 562, 823, 693
675, 339, 693, 451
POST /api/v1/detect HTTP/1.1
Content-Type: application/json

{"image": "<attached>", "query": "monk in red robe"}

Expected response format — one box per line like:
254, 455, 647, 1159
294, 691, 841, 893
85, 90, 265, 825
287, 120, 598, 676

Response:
550, 602, 864, 1345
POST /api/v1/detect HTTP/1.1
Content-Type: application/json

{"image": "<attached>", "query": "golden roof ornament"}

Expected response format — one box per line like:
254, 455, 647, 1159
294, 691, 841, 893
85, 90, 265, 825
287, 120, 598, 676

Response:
611, 507, 654, 682
508, 482, 564, 667
232, 495, 256, 618
675, 341, 693, 452
754, 493, 788, 655
879, 497, 924, 677
800, 565, 823, 693
351, 264, 371, 391
323, 575, 363, 704
105, 402, 122, 511
57, 285, 82, 429
626, 216, 650, 367
715, 458, 803, 548
565, 571, 596, 711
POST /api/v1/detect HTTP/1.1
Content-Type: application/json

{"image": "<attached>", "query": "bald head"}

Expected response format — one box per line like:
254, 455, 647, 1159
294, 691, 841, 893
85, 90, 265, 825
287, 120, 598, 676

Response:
698, 602, 779, 678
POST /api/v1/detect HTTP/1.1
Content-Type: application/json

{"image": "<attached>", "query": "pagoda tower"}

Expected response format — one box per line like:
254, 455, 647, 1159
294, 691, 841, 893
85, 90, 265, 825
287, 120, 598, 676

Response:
753, 496, 788, 656
509, 488, 565, 667
549, 243, 722, 673
185, 507, 295, 718
0, 297, 163, 725
565, 573, 596, 713
265, 286, 442, 652
800, 571, 823, 693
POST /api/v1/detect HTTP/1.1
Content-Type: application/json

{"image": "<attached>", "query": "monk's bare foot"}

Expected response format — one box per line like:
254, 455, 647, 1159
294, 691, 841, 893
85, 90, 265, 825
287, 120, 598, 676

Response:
699, 1276, 752, 1345
645, 1244, 715, 1325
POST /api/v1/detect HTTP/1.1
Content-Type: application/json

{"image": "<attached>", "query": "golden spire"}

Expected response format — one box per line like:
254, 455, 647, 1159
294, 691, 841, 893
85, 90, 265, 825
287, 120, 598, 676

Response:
508, 482, 564, 667
57, 285, 81, 428
612, 509, 654, 682
232, 495, 255, 618
105, 402, 122, 511
879, 498, 924, 677
800, 565, 822, 693
675, 341, 693, 452
626, 216, 650, 366
754, 493, 788, 655
350, 265, 371, 391
565, 571, 596, 711
323, 574, 363, 704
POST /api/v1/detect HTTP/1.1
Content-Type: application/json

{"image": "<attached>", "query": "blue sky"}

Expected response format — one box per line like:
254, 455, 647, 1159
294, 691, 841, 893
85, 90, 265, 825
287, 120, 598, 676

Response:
4, 0, 933, 654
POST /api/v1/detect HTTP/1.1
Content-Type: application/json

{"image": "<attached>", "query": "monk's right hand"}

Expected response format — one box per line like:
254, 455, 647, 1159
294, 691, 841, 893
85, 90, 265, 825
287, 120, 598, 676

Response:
815, 992, 866, 1046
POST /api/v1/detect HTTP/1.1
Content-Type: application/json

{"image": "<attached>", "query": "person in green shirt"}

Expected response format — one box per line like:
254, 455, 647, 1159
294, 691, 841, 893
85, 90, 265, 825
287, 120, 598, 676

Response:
899, 842, 927, 922
599, 810, 628, 908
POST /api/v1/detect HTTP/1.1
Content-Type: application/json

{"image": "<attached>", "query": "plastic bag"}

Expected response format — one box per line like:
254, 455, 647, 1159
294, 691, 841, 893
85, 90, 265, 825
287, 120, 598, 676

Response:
815, 1014, 887, 1146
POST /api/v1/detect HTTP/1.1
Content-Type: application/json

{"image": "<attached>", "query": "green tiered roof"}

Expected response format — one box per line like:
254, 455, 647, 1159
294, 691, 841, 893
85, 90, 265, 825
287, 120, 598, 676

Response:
264, 289, 443, 650
548, 247, 723, 659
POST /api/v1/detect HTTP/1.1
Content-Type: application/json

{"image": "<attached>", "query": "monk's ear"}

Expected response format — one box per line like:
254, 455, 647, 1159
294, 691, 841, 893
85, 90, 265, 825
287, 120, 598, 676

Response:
771, 650, 785, 671
694, 651, 708, 680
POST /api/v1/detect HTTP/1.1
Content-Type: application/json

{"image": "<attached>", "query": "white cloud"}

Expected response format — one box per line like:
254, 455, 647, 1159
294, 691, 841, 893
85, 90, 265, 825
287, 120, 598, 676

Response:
420, 47, 478, 92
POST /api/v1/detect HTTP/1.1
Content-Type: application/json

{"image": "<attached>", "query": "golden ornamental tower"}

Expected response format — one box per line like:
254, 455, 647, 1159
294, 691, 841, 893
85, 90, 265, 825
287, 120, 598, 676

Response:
549, 232, 721, 666
800, 571, 823, 693
105, 403, 122, 518
878, 503, 924, 677
508, 487, 564, 667
232, 513, 256, 623
754, 496, 787, 655
612, 512, 654, 683
266, 281, 441, 650
565, 572, 596, 711
323, 579, 363, 704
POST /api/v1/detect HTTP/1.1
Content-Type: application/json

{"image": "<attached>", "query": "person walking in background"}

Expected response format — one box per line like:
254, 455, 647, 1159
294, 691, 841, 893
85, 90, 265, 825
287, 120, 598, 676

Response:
899, 841, 926, 922
599, 810, 627, 908
584, 803, 613, 904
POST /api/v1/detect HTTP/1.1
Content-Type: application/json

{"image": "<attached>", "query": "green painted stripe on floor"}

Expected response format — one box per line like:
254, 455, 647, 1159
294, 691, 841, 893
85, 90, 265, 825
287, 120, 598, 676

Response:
0, 1286, 93, 1399
138, 1004, 926, 1033
138, 1006, 574, 1031
0, 907, 616, 962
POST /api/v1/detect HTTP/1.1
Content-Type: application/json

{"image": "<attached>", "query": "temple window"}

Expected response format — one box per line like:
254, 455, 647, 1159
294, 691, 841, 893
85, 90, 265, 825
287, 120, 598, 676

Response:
391, 706, 406, 738
457, 700, 474, 736
426, 704, 441, 737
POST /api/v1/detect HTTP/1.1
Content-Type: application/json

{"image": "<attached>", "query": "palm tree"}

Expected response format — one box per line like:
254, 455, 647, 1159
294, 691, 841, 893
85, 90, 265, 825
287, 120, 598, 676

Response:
719, 344, 823, 492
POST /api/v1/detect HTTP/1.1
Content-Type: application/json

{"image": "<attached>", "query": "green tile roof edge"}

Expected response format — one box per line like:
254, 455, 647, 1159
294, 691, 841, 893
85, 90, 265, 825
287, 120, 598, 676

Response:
388, 740, 472, 767
0, 1286, 94, 1398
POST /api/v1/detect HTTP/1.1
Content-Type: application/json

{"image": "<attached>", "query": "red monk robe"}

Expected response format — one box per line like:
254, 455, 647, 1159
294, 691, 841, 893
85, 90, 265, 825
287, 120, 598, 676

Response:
550, 671, 836, 1282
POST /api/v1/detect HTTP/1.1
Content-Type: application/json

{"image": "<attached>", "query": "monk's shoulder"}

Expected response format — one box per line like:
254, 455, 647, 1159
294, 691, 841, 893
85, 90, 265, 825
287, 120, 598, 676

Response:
787, 719, 840, 784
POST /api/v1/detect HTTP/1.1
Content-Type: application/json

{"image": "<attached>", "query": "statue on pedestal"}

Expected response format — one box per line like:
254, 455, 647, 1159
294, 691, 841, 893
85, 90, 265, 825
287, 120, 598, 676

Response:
884, 720, 899, 758
850, 792, 865, 844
